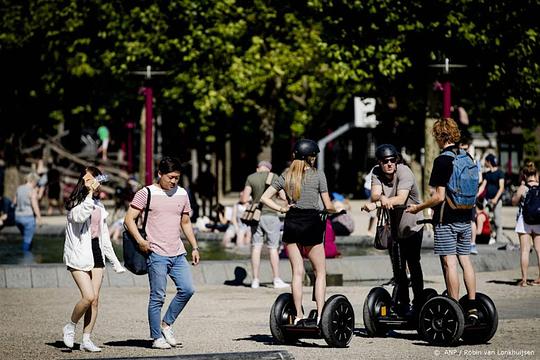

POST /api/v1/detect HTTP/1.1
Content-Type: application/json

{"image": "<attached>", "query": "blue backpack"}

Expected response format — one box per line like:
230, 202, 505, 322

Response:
442, 149, 479, 209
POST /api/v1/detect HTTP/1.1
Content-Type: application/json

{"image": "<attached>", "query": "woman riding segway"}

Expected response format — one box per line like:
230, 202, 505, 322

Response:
262, 139, 354, 347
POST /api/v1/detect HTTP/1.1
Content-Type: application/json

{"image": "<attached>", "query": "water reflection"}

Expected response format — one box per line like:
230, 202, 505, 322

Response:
0, 234, 376, 264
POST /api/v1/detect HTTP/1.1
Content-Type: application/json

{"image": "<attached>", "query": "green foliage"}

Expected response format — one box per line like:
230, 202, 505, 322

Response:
1, 0, 538, 157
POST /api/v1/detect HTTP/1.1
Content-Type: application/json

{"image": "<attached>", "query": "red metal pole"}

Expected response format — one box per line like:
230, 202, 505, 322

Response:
145, 87, 153, 185
125, 121, 135, 173
442, 80, 451, 119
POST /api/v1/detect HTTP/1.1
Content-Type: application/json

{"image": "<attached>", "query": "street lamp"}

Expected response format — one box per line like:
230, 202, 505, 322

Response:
429, 58, 466, 118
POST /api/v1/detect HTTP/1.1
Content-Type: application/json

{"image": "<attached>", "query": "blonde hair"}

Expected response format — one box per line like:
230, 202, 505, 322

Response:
25, 172, 40, 183
284, 156, 316, 201
432, 118, 461, 145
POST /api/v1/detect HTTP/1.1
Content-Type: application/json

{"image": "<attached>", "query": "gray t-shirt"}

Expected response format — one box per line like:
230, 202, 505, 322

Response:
15, 184, 34, 217
273, 168, 328, 210
372, 164, 423, 238
245, 171, 278, 215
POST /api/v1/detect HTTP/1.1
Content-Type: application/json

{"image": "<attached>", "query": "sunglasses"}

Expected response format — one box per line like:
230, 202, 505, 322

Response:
381, 157, 397, 164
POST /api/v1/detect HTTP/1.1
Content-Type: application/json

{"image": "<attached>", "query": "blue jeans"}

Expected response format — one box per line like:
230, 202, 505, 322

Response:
147, 252, 195, 339
15, 216, 36, 251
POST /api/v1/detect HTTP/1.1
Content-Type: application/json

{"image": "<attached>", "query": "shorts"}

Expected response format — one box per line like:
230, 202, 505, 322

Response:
250, 214, 281, 249
282, 207, 325, 247
434, 222, 472, 256
515, 215, 540, 235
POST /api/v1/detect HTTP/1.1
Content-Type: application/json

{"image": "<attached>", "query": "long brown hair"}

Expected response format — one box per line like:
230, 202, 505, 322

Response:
520, 161, 538, 182
65, 166, 102, 210
284, 156, 316, 201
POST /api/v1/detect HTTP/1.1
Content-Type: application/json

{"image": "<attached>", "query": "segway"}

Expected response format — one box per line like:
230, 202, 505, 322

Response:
270, 291, 355, 347
363, 286, 438, 337
418, 292, 498, 346
363, 207, 437, 337
412, 214, 499, 346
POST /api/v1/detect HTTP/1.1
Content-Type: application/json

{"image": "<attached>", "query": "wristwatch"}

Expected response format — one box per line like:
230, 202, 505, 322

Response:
192, 247, 199, 251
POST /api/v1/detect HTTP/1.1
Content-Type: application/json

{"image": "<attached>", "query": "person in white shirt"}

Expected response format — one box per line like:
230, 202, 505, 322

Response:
62, 167, 125, 352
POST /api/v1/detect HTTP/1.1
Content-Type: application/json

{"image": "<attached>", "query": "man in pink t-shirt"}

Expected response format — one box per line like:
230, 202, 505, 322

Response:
125, 157, 200, 350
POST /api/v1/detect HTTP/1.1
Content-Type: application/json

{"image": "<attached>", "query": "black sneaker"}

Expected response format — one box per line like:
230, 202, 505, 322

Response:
467, 308, 479, 324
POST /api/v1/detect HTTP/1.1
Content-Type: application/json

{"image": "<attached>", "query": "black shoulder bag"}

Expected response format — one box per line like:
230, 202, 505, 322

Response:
123, 186, 151, 275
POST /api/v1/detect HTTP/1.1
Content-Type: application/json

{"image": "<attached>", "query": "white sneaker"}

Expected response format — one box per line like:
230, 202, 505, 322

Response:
161, 327, 177, 347
62, 323, 75, 348
80, 340, 102, 352
152, 337, 172, 349
273, 278, 290, 289
251, 278, 260, 289
488, 238, 496, 245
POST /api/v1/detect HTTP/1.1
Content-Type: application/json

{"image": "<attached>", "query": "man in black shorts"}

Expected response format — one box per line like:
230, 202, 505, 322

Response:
407, 118, 478, 323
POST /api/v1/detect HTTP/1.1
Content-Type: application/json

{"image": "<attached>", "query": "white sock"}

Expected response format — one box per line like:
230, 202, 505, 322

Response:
83, 333, 91, 343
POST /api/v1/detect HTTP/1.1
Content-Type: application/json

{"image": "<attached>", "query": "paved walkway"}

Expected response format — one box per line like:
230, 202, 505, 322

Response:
1, 268, 538, 360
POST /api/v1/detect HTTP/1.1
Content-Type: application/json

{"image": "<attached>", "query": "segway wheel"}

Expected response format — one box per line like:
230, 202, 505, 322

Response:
269, 293, 299, 344
320, 294, 355, 347
363, 287, 391, 337
422, 288, 438, 303
419, 296, 464, 346
459, 293, 498, 344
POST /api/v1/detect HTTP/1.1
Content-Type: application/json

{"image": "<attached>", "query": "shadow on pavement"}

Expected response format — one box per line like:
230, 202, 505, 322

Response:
234, 334, 331, 348
487, 279, 521, 286
104, 339, 153, 348
46, 341, 78, 352
233, 334, 274, 344
354, 328, 421, 341
223, 266, 250, 287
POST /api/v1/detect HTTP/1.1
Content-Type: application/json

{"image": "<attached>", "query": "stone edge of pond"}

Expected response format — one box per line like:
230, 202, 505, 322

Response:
0, 247, 532, 288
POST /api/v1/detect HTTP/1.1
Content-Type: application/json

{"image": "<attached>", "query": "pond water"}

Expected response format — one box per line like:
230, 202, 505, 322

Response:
0, 234, 377, 265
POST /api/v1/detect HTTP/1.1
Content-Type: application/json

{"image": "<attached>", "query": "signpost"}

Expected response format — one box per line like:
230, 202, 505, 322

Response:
317, 97, 377, 174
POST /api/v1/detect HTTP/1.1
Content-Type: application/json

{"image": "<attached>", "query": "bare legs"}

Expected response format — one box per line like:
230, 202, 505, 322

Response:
70, 268, 104, 334
440, 255, 476, 300
251, 244, 282, 281
519, 233, 540, 285
286, 243, 326, 321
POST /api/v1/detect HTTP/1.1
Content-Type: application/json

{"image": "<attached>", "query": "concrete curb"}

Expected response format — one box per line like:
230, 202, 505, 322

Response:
1, 245, 535, 288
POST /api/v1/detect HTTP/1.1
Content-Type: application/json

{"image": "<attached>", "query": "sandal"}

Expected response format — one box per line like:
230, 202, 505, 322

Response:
518, 280, 529, 287
531, 279, 540, 286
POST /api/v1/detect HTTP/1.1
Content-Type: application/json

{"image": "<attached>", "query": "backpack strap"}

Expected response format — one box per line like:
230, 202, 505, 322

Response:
141, 186, 152, 232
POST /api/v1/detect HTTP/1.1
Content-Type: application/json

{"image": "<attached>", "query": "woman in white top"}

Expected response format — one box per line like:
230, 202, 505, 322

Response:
62, 167, 125, 352
512, 161, 540, 287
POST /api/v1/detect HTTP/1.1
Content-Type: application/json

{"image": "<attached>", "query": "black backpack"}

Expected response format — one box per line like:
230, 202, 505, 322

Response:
522, 185, 540, 225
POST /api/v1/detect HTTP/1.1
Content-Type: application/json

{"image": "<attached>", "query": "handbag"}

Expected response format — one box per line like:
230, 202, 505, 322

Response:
240, 203, 262, 225
123, 186, 151, 275
374, 208, 392, 250
240, 172, 273, 226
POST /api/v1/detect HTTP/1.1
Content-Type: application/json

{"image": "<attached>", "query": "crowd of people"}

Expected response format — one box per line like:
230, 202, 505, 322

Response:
1, 118, 540, 352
